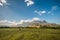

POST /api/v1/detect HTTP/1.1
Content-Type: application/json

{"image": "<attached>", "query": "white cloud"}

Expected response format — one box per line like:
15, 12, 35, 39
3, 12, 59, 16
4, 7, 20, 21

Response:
0, 20, 17, 27
32, 17, 40, 21
47, 6, 58, 16
25, 0, 34, 6
24, 20, 32, 22
18, 20, 25, 24
52, 6, 58, 10
18, 17, 40, 24
0, 2, 3, 6
18, 17, 41, 25
41, 11, 46, 14
0, 0, 8, 6
34, 6, 58, 16
48, 6, 58, 14
34, 10, 46, 15
0, 18, 41, 27
18, 20, 33, 24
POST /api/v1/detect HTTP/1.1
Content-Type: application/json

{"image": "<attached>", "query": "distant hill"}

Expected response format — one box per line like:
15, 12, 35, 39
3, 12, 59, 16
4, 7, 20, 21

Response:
17, 20, 60, 28
0, 20, 60, 28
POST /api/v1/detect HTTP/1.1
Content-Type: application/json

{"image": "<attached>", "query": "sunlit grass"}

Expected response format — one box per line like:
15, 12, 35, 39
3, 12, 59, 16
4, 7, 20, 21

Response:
0, 28, 60, 40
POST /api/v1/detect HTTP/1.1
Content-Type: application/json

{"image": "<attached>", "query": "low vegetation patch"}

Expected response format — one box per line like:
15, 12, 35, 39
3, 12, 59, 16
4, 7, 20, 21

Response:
0, 27, 60, 40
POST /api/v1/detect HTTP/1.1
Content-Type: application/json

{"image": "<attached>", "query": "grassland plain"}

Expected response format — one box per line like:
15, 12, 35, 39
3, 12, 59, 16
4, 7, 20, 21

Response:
0, 28, 60, 40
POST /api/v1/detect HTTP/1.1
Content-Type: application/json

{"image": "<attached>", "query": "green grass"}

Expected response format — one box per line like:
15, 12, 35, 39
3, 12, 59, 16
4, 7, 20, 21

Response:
0, 28, 60, 40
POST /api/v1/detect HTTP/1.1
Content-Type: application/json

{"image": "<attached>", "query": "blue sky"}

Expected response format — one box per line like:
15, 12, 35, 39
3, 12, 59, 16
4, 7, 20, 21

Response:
0, 0, 60, 24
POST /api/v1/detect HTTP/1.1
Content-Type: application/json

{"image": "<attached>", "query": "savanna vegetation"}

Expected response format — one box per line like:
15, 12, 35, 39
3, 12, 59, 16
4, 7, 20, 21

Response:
0, 26, 60, 40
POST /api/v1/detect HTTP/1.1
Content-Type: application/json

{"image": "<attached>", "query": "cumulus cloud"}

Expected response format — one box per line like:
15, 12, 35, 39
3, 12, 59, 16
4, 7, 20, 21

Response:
32, 17, 40, 21
0, 18, 41, 27
18, 20, 25, 24
0, 20, 17, 27
18, 17, 40, 24
0, 0, 8, 6
34, 10, 46, 15
25, 0, 34, 6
